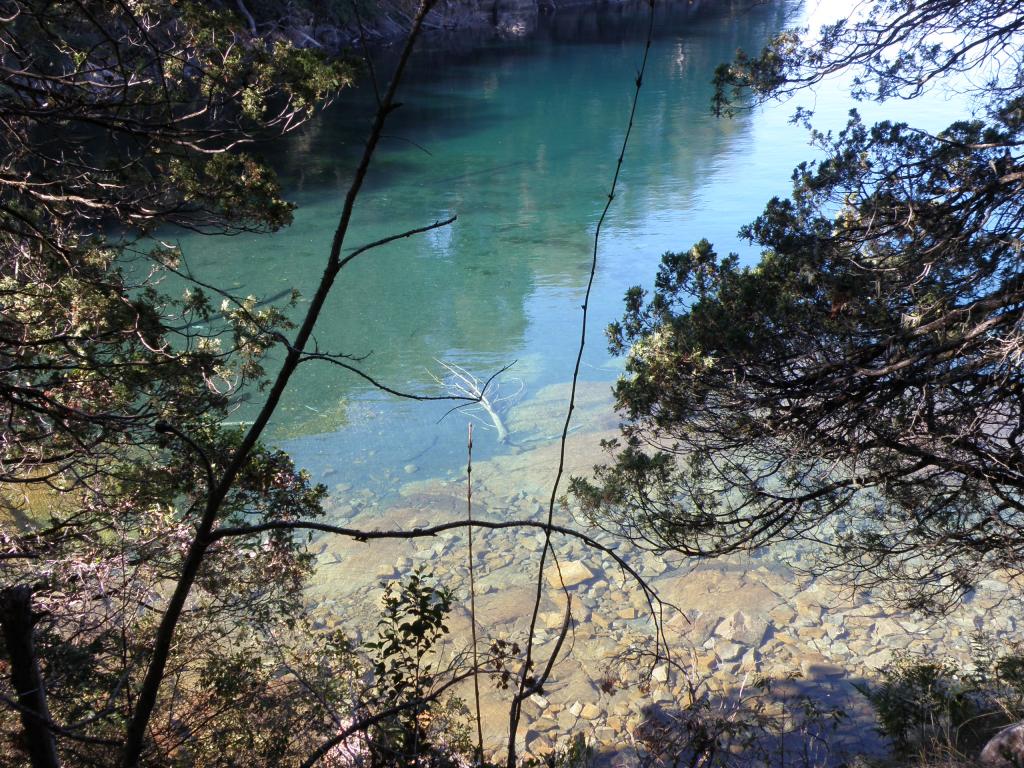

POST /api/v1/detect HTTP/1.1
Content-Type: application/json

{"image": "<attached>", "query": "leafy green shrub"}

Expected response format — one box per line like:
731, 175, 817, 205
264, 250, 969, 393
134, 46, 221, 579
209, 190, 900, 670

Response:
363, 568, 473, 767
857, 656, 983, 757
857, 636, 1024, 761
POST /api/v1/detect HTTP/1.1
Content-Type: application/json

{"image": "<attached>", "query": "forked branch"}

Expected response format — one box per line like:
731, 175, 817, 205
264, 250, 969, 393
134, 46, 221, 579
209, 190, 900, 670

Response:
431, 360, 523, 443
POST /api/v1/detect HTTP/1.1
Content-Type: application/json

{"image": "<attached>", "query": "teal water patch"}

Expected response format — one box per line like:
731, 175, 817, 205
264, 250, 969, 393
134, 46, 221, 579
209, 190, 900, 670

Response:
157, 0, 972, 492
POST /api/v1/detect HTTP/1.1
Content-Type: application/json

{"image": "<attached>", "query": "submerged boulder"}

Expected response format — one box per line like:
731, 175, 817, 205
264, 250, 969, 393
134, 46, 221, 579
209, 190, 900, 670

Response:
545, 560, 594, 588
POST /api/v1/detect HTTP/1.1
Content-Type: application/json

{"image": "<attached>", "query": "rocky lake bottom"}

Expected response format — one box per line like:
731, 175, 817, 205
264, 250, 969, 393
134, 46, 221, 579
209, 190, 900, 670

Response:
302, 381, 1024, 765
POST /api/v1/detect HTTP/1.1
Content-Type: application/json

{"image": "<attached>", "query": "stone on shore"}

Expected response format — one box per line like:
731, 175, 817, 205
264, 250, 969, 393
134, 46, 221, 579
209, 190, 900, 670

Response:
981, 721, 1024, 767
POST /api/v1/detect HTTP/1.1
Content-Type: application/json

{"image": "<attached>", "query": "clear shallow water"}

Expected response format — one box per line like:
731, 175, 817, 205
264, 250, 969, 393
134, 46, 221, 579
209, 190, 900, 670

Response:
164, 0, 974, 493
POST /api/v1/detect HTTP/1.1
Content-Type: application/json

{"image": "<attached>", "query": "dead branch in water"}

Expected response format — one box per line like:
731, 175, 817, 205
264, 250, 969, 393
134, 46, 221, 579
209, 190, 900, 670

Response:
431, 360, 523, 443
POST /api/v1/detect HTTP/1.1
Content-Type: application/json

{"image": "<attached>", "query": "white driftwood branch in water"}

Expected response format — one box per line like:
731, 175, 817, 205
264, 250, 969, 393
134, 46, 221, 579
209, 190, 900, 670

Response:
431, 360, 523, 443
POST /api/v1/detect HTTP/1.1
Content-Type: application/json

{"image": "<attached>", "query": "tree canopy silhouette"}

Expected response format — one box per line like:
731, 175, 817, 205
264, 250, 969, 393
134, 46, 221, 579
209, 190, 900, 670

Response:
0, 2, 365, 765
574, 0, 1024, 611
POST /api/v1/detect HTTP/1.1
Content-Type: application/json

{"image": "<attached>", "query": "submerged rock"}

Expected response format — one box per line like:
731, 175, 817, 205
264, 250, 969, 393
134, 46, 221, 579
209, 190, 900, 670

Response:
716, 610, 769, 647
545, 560, 594, 588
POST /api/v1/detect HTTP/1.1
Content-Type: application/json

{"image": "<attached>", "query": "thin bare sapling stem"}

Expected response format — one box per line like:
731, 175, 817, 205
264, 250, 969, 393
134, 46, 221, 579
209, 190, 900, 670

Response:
505, 2, 658, 765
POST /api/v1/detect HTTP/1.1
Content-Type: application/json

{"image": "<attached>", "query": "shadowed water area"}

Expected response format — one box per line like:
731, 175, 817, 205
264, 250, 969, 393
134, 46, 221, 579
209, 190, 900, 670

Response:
160, 2, 1011, 761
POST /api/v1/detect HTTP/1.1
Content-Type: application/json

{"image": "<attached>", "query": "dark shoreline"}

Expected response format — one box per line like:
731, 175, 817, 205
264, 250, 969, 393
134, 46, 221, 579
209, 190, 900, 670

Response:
291, 0, 776, 52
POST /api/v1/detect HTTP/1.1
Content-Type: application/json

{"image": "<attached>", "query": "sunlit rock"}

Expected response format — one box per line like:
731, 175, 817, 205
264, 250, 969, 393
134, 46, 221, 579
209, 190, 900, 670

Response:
545, 560, 594, 588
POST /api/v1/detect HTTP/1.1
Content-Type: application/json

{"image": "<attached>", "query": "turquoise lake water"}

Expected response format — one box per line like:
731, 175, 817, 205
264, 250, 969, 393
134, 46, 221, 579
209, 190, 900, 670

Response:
163, 0, 973, 495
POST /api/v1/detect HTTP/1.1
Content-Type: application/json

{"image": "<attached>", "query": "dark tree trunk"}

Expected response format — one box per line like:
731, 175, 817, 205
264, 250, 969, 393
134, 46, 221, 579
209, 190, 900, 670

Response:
1, 585, 60, 768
